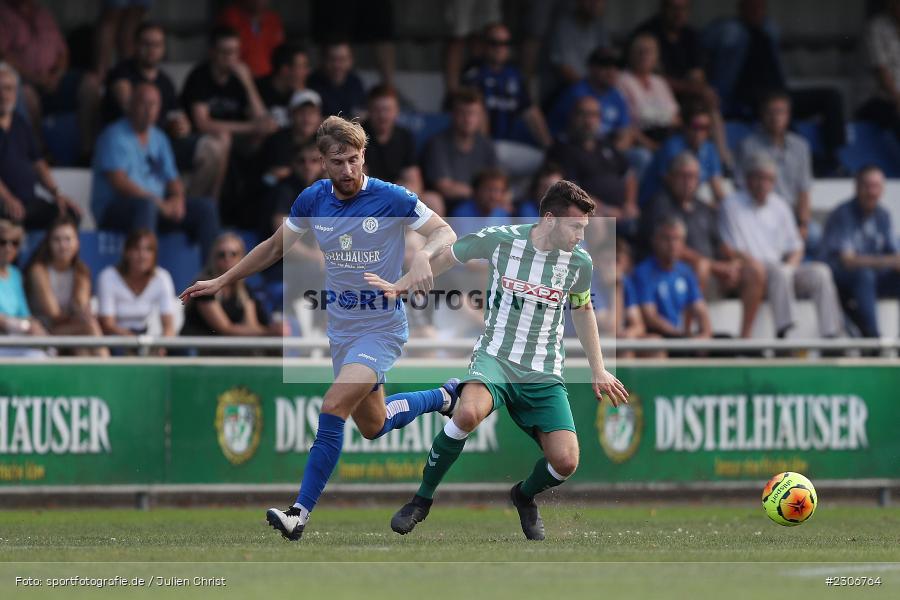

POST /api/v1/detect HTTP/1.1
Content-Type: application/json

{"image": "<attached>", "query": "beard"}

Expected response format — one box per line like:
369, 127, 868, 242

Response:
333, 174, 362, 197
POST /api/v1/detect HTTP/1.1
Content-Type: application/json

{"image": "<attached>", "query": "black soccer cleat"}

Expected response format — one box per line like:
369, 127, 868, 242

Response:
510, 482, 545, 541
391, 495, 433, 535
266, 507, 305, 541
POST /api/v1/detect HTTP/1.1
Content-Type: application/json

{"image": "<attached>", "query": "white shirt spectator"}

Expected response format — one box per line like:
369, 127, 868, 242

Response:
718, 189, 802, 264
97, 265, 175, 333
865, 13, 900, 99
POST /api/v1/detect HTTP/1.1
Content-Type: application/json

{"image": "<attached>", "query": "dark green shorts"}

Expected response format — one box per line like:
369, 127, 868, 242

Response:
461, 350, 575, 440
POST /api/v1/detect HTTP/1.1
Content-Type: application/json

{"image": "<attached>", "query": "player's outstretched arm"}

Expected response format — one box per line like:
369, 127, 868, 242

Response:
404, 214, 457, 293
179, 223, 303, 303
364, 245, 460, 298
571, 302, 629, 407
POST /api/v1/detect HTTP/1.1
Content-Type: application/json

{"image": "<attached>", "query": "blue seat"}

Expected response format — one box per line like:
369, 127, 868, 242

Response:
794, 120, 823, 157
42, 112, 80, 167
79, 231, 125, 287
725, 121, 753, 156
397, 111, 451, 153
838, 121, 900, 178
156, 232, 202, 293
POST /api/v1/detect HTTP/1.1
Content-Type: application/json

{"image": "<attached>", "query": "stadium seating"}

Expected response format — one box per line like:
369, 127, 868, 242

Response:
52, 168, 96, 231
838, 121, 900, 178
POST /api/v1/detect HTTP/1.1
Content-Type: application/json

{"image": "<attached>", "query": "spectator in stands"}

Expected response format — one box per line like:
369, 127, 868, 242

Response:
617, 34, 680, 150
422, 87, 498, 211
180, 232, 284, 350
181, 26, 277, 144
547, 96, 637, 223
94, 0, 148, 78
609, 237, 658, 358
642, 152, 765, 338
640, 103, 725, 205
97, 229, 176, 347
102, 23, 230, 204
463, 23, 552, 149
0, 0, 101, 160
218, 0, 285, 78
737, 91, 813, 237
0, 63, 81, 229
702, 0, 844, 173
0, 218, 47, 347
634, 216, 712, 340
547, 0, 610, 89
92, 82, 220, 259
629, 0, 731, 168
548, 47, 631, 140
449, 167, 513, 233
259, 89, 323, 189
24, 216, 107, 355
516, 162, 564, 220
311, 0, 397, 88
308, 41, 367, 119
719, 153, 842, 338
361, 85, 445, 215
822, 166, 900, 338
266, 141, 323, 234
255, 43, 311, 128
859, 0, 900, 140
443, 0, 502, 95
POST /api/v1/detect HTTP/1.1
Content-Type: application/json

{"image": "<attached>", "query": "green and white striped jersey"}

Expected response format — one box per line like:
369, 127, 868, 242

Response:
450, 224, 593, 377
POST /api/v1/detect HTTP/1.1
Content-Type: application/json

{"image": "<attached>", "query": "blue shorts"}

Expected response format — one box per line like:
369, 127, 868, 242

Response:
329, 327, 407, 387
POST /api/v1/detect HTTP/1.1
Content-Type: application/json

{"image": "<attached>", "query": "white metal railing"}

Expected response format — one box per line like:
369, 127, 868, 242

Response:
1, 335, 899, 356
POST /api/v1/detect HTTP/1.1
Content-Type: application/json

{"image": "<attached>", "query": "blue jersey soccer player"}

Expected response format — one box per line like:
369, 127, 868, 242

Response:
180, 116, 460, 541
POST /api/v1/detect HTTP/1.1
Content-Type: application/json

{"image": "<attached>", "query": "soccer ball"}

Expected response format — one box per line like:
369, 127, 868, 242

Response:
761, 471, 817, 526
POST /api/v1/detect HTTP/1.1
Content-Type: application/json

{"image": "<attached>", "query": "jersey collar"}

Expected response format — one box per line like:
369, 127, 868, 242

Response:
330, 175, 369, 195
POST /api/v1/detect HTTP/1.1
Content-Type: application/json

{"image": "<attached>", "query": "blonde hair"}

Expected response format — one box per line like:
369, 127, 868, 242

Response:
316, 115, 368, 155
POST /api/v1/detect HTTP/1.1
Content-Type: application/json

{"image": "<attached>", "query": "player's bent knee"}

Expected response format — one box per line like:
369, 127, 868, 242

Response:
452, 405, 485, 433
550, 454, 579, 478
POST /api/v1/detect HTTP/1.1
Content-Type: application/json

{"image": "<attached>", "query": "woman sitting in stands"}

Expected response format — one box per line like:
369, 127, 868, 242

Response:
25, 217, 108, 356
617, 33, 680, 151
180, 232, 284, 354
96, 229, 176, 353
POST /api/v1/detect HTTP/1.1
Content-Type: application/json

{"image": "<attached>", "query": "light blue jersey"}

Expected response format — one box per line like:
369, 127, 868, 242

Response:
287, 175, 433, 341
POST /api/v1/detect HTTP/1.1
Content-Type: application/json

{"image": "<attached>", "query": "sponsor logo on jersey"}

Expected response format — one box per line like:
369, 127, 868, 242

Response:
500, 276, 563, 305
314, 224, 334, 232
340, 233, 352, 250
357, 353, 377, 362
363, 217, 379, 233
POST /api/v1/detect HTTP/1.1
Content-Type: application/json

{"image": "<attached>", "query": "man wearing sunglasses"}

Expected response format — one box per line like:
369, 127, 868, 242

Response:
180, 115, 459, 542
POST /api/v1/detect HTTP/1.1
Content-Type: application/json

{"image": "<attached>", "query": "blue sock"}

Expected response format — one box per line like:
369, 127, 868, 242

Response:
373, 388, 445, 438
295, 413, 345, 512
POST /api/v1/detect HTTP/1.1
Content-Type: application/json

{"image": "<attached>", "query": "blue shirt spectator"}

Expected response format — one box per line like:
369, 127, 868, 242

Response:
632, 256, 702, 330
463, 63, 531, 142
0, 263, 29, 319
549, 80, 631, 138
821, 199, 896, 269
92, 118, 178, 219
640, 134, 722, 205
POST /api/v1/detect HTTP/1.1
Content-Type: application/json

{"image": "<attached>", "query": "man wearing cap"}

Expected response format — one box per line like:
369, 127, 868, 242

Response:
259, 88, 324, 187
718, 153, 842, 338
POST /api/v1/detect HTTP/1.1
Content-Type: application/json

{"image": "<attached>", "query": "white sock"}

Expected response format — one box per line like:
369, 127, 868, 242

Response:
443, 419, 469, 441
546, 462, 569, 481
291, 503, 310, 523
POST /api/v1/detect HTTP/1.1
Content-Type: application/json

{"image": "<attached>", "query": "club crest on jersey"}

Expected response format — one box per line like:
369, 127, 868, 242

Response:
340, 233, 353, 250
501, 276, 563, 305
362, 217, 379, 233
551, 265, 569, 289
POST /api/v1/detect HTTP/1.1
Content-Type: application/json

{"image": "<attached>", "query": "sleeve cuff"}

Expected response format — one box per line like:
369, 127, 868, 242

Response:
285, 218, 308, 235
408, 202, 434, 230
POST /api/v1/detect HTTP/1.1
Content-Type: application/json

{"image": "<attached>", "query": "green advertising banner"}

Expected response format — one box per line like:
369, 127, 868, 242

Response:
1, 362, 898, 487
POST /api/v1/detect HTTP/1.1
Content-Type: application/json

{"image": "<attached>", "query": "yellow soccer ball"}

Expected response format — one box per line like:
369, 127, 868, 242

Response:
761, 472, 818, 526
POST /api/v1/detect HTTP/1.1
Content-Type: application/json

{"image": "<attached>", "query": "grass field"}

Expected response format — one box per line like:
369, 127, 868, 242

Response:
1, 504, 898, 599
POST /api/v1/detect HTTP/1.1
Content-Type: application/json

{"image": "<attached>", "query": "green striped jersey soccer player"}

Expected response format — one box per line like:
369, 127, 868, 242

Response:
365, 180, 629, 541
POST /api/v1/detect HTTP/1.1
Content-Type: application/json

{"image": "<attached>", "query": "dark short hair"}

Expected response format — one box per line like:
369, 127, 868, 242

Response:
759, 89, 791, 114
135, 21, 164, 42
530, 161, 565, 196
271, 43, 308, 71
538, 180, 596, 217
654, 214, 687, 236
449, 86, 483, 110
472, 167, 508, 191
367, 84, 399, 103
209, 25, 238, 47
292, 140, 320, 160
856, 164, 884, 181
